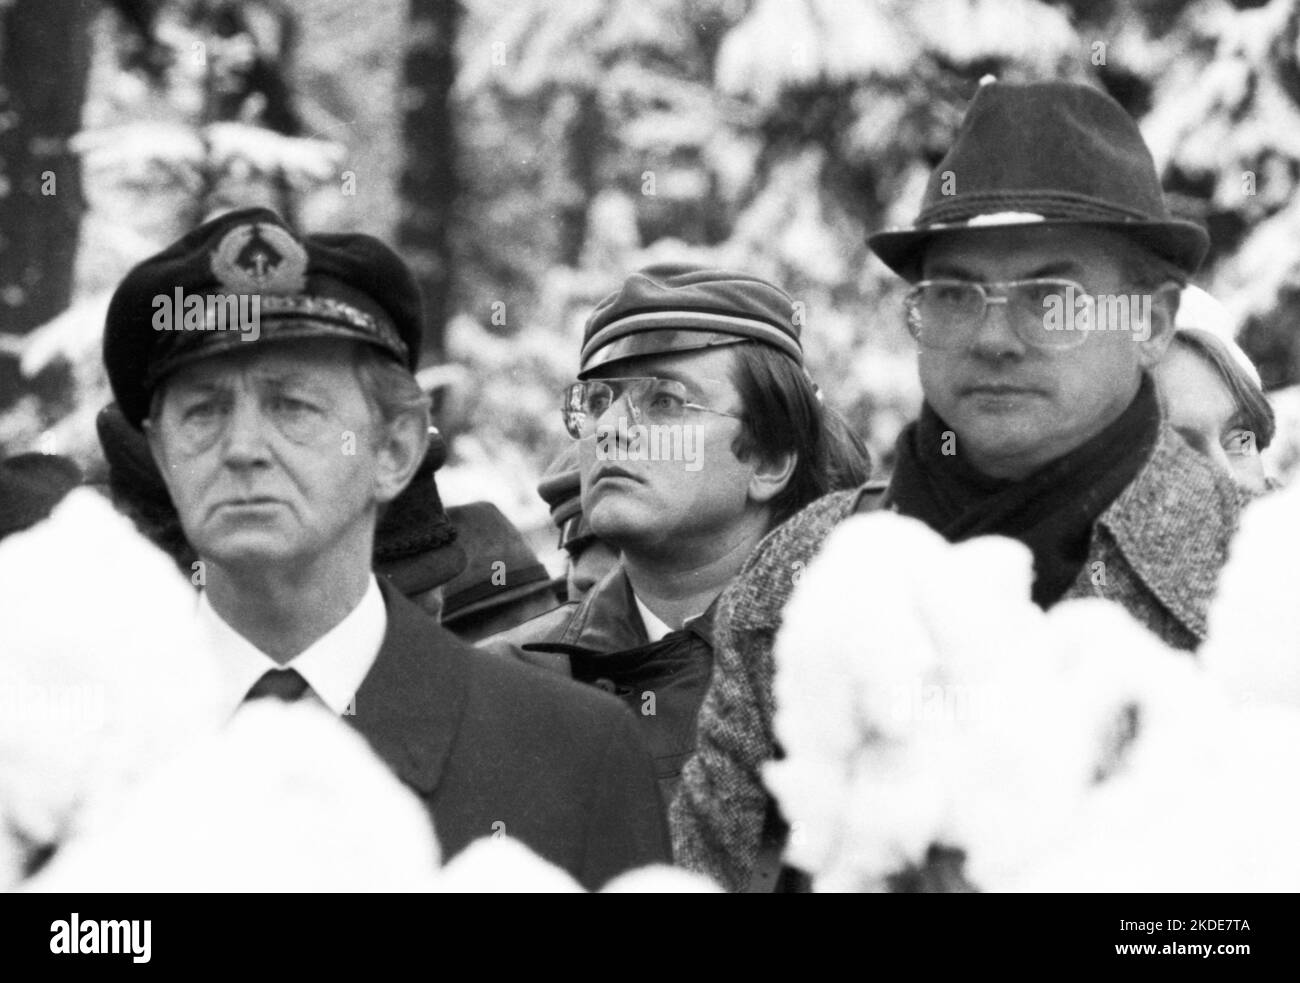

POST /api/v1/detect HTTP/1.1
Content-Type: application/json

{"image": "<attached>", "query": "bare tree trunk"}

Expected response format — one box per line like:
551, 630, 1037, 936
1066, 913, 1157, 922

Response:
0, 0, 92, 406
557, 89, 603, 267
398, 0, 461, 364
191, 0, 303, 226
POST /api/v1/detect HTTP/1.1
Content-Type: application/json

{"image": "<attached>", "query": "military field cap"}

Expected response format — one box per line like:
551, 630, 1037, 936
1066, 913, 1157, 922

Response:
536, 443, 594, 552
440, 502, 554, 626
579, 263, 803, 377
374, 430, 466, 597
104, 206, 424, 428
868, 78, 1210, 281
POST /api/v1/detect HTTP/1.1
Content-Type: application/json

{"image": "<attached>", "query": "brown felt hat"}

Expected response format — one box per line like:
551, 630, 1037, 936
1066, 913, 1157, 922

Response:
440, 502, 554, 626
868, 79, 1209, 281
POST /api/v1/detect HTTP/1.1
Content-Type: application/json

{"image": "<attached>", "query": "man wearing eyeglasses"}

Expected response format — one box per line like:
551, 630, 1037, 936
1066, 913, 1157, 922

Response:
102, 207, 670, 888
485, 265, 866, 819
673, 79, 1251, 892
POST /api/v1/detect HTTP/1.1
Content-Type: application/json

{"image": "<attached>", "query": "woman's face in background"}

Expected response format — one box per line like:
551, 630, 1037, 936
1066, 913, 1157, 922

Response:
1156, 343, 1269, 494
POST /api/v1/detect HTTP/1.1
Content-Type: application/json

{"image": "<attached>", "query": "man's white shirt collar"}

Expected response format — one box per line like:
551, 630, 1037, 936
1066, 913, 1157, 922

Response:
198, 575, 387, 718
633, 593, 678, 644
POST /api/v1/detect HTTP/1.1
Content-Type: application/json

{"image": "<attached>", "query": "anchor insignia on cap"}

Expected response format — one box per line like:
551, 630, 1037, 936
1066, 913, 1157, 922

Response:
210, 222, 308, 294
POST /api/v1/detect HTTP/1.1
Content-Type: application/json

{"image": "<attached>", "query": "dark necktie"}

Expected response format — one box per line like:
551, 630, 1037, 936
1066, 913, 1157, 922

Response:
245, 667, 310, 703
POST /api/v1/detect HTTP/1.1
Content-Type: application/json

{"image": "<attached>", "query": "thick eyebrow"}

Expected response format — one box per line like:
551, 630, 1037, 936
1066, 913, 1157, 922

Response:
926, 260, 1084, 281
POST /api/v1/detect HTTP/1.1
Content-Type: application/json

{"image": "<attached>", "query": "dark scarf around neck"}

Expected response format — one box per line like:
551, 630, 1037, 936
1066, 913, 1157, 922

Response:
889, 374, 1160, 608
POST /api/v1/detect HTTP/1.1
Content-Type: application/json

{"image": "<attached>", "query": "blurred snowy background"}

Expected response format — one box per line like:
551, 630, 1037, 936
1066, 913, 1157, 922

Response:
5, 0, 1300, 555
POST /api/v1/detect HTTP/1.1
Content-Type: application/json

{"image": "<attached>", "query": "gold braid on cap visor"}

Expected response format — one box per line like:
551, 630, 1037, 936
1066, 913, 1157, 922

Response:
144, 292, 407, 387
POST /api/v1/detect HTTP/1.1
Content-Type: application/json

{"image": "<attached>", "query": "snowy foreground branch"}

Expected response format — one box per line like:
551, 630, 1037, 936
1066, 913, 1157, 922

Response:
0, 491, 714, 893
7, 479, 1297, 891
766, 481, 1300, 892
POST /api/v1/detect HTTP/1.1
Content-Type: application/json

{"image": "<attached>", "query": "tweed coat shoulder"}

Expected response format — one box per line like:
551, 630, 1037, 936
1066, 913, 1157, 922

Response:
669, 422, 1249, 891
348, 579, 671, 889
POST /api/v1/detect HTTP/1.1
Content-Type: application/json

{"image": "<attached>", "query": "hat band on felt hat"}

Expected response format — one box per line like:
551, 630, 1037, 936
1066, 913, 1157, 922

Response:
964, 211, 1047, 227
918, 189, 1159, 229
442, 563, 554, 624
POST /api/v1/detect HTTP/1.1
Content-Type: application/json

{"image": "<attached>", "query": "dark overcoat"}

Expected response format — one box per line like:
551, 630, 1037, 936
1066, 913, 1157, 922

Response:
347, 580, 671, 889
483, 567, 717, 806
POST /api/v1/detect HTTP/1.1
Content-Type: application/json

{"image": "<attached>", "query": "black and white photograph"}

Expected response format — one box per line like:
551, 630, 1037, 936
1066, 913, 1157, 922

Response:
0, 0, 1293, 962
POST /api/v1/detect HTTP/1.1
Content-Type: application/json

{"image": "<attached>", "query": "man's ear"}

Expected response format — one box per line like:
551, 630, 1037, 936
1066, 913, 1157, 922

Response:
1136, 282, 1180, 369
373, 413, 429, 505
747, 449, 797, 506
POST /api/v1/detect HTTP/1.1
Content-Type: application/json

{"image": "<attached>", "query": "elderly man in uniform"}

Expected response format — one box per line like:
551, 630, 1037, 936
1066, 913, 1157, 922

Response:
673, 79, 1250, 891
103, 207, 669, 888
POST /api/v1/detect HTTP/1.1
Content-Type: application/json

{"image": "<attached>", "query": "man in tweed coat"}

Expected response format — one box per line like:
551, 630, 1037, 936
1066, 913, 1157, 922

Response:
671, 79, 1250, 892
